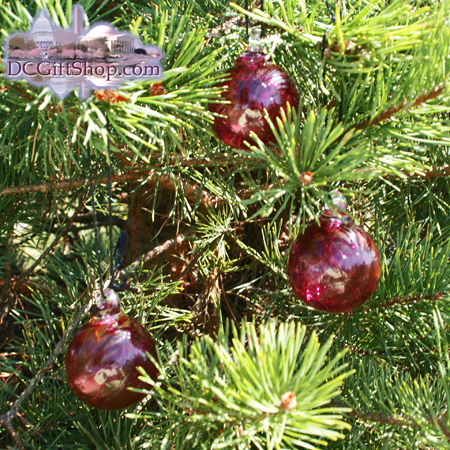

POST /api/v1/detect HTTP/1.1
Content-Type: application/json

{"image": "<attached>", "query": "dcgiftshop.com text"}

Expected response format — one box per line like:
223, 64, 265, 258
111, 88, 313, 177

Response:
7, 60, 161, 80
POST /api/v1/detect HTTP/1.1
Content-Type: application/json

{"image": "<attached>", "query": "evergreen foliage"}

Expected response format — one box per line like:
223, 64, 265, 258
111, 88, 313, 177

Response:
0, 0, 450, 448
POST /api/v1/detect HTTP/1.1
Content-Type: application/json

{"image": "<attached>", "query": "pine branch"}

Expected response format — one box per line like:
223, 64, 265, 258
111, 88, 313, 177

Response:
120, 228, 195, 281
331, 399, 450, 441
136, 321, 353, 448
352, 85, 446, 133
342, 405, 450, 441
0, 407, 22, 449
5, 160, 445, 209
0, 172, 145, 195
2, 1, 450, 448
0, 170, 220, 204
349, 407, 415, 427
425, 166, 450, 178
362, 292, 445, 313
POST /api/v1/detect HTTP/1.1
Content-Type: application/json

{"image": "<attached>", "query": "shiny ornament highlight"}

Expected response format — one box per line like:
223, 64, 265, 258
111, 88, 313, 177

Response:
287, 197, 381, 313
65, 289, 158, 410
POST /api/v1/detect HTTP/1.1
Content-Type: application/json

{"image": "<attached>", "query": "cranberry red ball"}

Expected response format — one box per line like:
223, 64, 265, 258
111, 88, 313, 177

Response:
65, 312, 158, 410
287, 216, 381, 313
209, 51, 300, 149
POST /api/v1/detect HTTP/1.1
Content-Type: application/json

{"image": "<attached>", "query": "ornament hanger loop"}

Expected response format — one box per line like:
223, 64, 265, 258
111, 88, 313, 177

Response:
86, 140, 105, 296
324, 0, 336, 23
86, 116, 123, 297
245, 0, 265, 41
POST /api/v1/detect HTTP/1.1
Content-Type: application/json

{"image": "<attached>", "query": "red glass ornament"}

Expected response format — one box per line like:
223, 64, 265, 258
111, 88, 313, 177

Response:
287, 198, 381, 313
65, 289, 158, 410
209, 48, 299, 149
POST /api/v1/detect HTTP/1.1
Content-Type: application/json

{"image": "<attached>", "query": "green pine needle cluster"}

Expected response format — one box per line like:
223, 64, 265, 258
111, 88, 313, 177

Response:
131, 321, 353, 450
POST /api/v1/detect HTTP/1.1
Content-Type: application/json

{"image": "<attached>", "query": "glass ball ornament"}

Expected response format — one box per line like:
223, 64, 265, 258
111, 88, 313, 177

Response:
287, 194, 382, 313
208, 29, 300, 149
65, 289, 159, 410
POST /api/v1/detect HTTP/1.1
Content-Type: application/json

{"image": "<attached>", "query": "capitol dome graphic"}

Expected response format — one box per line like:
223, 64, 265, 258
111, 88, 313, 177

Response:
32, 10, 54, 50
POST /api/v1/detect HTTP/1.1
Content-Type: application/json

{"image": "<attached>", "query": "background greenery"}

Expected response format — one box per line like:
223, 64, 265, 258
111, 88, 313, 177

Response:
1, 0, 450, 448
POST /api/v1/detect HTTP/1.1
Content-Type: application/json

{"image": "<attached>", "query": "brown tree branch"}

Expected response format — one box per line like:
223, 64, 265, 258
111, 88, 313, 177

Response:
0, 169, 221, 204
120, 228, 195, 280
425, 166, 450, 178
334, 402, 450, 440
362, 292, 444, 313
352, 409, 450, 441
348, 408, 416, 427
353, 84, 446, 133
1, 412, 23, 449
0, 171, 146, 195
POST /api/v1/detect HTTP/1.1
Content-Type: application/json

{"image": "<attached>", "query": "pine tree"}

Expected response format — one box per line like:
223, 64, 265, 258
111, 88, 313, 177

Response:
1, 0, 450, 448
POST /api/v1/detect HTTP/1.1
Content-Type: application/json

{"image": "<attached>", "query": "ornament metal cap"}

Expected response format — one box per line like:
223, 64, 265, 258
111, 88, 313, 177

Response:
94, 288, 120, 316
248, 27, 263, 52
323, 191, 349, 217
